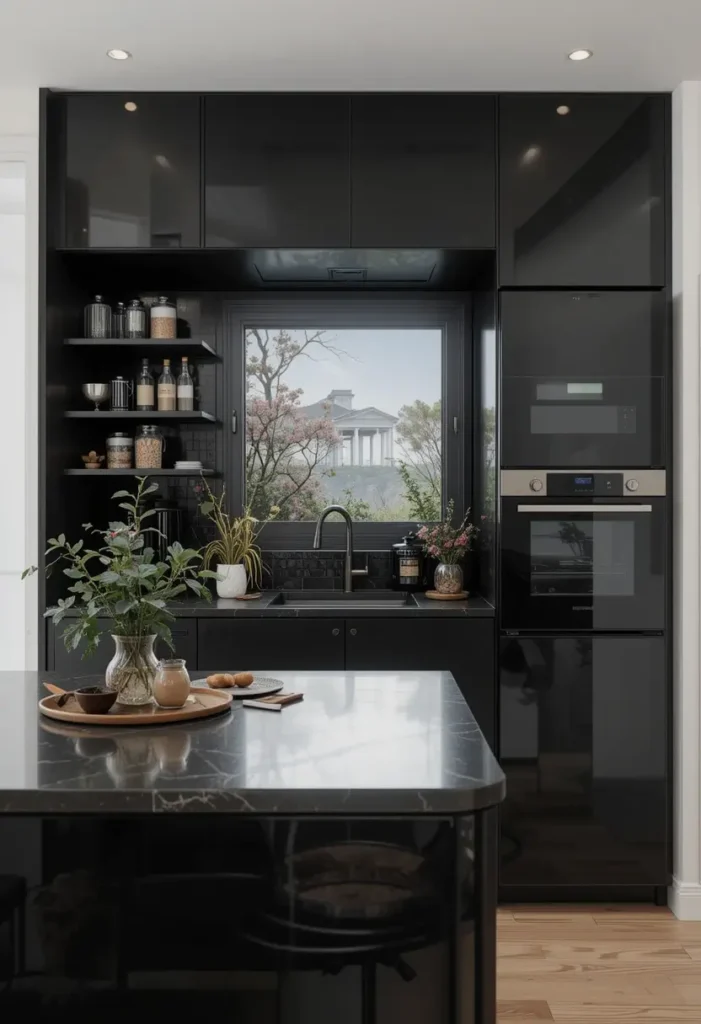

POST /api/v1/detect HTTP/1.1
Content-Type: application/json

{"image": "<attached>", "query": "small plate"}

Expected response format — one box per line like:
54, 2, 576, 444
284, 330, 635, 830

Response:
194, 675, 284, 699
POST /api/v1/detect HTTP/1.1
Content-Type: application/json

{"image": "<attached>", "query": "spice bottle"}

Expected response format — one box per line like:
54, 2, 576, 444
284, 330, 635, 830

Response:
136, 359, 155, 411
135, 425, 165, 470
177, 356, 194, 411
125, 299, 147, 339
84, 296, 111, 339
112, 301, 126, 339
106, 432, 133, 470
157, 359, 176, 411
151, 297, 177, 339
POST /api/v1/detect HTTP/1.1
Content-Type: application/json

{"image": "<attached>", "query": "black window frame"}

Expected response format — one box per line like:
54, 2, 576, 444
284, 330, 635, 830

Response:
223, 294, 471, 550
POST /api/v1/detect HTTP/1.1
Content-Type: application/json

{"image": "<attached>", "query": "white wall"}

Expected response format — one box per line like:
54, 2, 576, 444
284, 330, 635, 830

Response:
670, 81, 701, 919
0, 89, 38, 670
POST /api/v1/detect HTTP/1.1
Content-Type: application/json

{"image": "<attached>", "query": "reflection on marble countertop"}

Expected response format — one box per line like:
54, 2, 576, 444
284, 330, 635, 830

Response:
0, 670, 504, 816
144, 592, 496, 617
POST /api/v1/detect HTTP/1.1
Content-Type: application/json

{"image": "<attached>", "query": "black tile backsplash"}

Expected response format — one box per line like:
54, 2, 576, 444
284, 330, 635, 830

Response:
262, 550, 393, 591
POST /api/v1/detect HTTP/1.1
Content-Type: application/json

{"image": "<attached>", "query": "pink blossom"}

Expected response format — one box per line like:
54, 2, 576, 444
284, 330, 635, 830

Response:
429, 545, 439, 557
456, 533, 468, 546
444, 539, 453, 549
417, 526, 427, 539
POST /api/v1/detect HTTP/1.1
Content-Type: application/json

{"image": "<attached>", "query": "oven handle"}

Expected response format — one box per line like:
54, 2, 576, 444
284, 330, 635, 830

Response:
516, 504, 653, 513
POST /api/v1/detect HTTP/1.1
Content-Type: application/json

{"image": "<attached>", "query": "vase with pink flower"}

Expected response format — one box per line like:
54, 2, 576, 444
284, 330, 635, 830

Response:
417, 501, 478, 597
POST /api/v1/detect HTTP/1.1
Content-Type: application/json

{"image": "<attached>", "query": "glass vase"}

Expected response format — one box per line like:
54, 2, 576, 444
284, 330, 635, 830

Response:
105, 635, 158, 705
434, 562, 464, 595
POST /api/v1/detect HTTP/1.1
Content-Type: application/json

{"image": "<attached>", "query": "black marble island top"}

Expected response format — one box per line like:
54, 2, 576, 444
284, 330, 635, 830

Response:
0, 670, 504, 816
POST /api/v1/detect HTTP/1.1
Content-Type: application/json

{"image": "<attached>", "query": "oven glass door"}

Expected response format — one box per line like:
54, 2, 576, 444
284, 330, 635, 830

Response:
500, 498, 666, 631
501, 375, 664, 468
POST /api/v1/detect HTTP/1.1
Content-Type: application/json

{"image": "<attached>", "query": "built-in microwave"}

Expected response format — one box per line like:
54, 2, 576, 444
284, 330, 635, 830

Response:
500, 291, 667, 468
500, 470, 666, 632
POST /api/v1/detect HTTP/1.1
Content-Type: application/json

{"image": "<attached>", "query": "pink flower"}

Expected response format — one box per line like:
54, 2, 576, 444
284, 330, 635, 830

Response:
429, 545, 439, 557
417, 526, 427, 539
456, 533, 468, 546
444, 539, 453, 549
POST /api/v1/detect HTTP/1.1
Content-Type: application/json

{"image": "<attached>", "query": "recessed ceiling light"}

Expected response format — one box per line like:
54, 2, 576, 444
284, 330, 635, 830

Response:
556, 105, 570, 115
124, 101, 137, 112
568, 49, 592, 61
107, 49, 131, 61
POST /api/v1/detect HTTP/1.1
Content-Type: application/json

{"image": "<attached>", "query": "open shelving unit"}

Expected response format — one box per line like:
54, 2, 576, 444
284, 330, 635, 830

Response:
65, 410, 218, 422
64, 338, 221, 360
64, 468, 219, 477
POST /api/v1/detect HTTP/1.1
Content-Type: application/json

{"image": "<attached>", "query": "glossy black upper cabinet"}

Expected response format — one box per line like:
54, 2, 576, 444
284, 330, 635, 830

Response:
499, 95, 666, 286
64, 94, 200, 248
350, 95, 496, 248
205, 95, 350, 248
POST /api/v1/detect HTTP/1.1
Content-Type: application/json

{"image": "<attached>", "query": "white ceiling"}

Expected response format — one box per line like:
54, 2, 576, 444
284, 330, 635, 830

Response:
0, 0, 700, 93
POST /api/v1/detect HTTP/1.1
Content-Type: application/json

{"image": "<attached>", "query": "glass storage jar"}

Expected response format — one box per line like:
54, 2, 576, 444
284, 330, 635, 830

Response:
106, 432, 133, 469
125, 299, 147, 339
112, 301, 126, 338
150, 296, 177, 339
84, 295, 111, 339
135, 425, 165, 470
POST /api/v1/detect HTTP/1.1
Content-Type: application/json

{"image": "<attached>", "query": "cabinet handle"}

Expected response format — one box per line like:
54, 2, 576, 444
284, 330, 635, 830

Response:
332, 628, 340, 636
350, 628, 357, 636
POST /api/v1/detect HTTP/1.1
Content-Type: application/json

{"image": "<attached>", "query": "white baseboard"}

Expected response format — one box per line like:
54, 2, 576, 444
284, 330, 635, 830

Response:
669, 879, 701, 919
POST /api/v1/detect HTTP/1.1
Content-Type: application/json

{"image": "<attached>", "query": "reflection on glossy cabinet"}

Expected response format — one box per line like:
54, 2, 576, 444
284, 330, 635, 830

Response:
351, 94, 496, 248
499, 635, 668, 889
197, 619, 346, 670
499, 94, 666, 286
64, 94, 200, 248
205, 95, 350, 247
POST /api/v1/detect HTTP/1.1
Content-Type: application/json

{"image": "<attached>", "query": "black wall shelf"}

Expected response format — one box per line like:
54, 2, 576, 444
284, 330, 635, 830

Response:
65, 410, 218, 423
64, 339, 221, 360
64, 469, 218, 477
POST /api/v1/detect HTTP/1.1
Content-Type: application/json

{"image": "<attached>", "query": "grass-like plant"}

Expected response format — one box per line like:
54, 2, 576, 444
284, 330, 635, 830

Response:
198, 477, 279, 591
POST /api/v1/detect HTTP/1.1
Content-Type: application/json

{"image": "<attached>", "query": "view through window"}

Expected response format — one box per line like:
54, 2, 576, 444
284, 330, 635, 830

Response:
245, 327, 443, 522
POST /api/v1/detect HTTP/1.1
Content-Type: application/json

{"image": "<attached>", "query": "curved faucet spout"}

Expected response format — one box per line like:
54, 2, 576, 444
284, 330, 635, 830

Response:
313, 504, 363, 593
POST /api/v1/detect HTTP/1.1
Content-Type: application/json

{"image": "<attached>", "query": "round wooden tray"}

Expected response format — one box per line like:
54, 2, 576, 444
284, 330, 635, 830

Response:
38, 687, 232, 727
424, 590, 469, 601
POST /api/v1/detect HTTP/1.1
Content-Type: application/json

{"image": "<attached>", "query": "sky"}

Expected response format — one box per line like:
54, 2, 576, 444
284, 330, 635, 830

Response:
247, 328, 442, 416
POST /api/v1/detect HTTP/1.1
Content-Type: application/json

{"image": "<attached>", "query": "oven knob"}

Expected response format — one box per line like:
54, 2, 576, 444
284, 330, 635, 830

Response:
529, 478, 544, 492
626, 478, 639, 492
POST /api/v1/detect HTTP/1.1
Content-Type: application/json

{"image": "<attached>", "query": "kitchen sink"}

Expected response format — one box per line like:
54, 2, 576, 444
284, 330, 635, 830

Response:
270, 592, 416, 610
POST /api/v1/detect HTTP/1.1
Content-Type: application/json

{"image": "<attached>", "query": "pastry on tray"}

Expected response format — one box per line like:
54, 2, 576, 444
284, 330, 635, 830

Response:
206, 672, 254, 688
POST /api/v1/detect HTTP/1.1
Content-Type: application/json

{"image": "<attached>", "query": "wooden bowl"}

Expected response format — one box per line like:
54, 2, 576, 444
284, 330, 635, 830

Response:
74, 686, 118, 714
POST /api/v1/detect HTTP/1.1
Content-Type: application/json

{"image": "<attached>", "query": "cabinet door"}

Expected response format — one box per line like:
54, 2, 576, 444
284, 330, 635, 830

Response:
51, 619, 197, 675
499, 635, 668, 888
64, 94, 200, 248
197, 619, 345, 671
205, 95, 350, 247
499, 95, 666, 286
345, 619, 495, 745
351, 95, 495, 247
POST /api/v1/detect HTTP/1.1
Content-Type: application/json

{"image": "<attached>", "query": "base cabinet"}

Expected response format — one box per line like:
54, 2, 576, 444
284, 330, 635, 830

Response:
197, 619, 346, 671
346, 619, 495, 745
499, 634, 669, 889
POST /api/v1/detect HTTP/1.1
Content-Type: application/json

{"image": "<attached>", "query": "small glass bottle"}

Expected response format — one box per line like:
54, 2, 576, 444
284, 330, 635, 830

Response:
112, 301, 126, 339
177, 356, 194, 411
157, 359, 176, 411
125, 299, 147, 339
84, 295, 111, 339
136, 359, 155, 411
151, 297, 177, 339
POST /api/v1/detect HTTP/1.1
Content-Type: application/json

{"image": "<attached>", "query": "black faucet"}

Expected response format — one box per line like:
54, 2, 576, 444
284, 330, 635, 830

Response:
312, 505, 369, 593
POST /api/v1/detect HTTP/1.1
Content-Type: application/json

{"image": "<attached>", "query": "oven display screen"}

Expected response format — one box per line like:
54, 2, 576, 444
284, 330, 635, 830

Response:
574, 476, 593, 486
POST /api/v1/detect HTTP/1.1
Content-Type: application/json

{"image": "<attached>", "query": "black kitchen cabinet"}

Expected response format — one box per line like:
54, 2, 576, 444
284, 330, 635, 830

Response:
499, 94, 666, 286
64, 93, 200, 248
50, 619, 198, 676
345, 619, 495, 745
205, 95, 350, 248
351, 94, 496, 248
197, 619, 346, 671
499, 635, 669, 890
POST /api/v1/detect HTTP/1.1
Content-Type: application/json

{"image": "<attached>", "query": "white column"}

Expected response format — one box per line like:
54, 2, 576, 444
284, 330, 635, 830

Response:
387, 428, 394, 464
670, 80, 701, 919
374, 429, 381, 466
352, 429, 359, 466
357, 430, 363, 466
379, 429, 386, 465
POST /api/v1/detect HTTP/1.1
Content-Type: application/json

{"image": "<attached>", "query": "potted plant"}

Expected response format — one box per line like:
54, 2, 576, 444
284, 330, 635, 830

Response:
24, 477, 216, 705
417, 500, 479, 596
197, 478, 279, 598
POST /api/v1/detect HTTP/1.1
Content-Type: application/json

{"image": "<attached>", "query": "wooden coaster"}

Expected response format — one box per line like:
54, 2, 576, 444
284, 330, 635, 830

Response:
424, 590, 469, 601
235, 592, 262, 601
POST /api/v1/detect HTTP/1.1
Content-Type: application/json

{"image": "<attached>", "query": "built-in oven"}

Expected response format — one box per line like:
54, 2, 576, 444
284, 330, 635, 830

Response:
500, 470, 666, 632
501, 291, 667, 468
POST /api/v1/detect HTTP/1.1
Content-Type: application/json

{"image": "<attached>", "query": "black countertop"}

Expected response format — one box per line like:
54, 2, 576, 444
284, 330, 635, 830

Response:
161, 592, 496, 617
0, 671, 504, 816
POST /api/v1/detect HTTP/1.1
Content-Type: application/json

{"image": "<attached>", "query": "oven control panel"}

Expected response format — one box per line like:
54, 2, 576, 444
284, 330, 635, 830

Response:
546, 473, 623, 496
501, 469, 666, 498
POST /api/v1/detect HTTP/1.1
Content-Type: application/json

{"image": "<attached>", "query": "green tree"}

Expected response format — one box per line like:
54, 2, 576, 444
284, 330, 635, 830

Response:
395, 399, 442, 515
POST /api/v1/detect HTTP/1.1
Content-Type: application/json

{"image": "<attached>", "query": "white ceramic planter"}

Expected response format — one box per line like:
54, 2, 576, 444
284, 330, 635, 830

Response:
216, 563, 247, 599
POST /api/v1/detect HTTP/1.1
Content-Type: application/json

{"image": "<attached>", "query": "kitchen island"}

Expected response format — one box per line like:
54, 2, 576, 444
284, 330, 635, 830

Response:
0, 670, 504, 1023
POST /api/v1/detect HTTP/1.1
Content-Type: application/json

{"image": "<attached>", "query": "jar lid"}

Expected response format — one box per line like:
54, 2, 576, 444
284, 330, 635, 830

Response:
93, 295, 104, 302
153, 296, 175, 308
107, 432, 132, 439
137, 424, 160, 435
115, 301, 125, 309
393, 531, 421, 550
127, 299, 145, 309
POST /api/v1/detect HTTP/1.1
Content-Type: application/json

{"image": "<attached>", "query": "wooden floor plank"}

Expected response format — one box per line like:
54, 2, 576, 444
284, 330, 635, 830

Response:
549, 1007, 701, 1020
497, 1000, 554, 1020
499, 943, 693, 964
498, 973, 683, 1006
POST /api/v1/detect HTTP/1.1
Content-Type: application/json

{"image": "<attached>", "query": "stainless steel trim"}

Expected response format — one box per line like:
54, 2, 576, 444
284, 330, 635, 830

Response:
517, 504, 653, 513
501, 469, 666, 497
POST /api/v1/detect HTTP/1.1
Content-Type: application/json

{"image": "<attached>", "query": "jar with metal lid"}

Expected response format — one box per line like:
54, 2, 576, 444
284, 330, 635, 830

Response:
84, 295, 111, 339
106, 432, 133, 470
391, 532, 426, 592
135, 424, 165, 470
150, 297, 177, 339
112, 301, 126, 338
125, 299, 147, 339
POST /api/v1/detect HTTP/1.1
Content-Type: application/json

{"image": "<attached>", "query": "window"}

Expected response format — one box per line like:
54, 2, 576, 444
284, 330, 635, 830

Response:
227, 298, 468, 546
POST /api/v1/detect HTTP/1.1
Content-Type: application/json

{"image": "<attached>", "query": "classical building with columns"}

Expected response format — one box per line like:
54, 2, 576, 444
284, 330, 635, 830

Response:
300, 390, 398, 467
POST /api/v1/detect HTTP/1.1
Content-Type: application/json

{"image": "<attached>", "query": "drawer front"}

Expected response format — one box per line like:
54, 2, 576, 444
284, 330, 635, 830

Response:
197, 619, 346, 672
